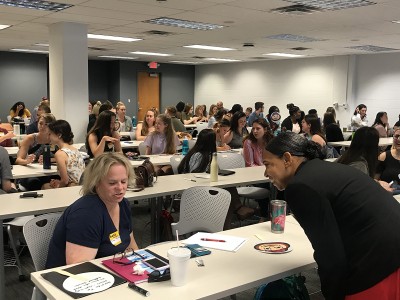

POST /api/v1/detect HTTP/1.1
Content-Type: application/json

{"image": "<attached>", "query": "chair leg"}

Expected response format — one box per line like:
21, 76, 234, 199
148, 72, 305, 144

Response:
230, 294, 237, 300
6, 225, 24, 277
32, 286, 47, 300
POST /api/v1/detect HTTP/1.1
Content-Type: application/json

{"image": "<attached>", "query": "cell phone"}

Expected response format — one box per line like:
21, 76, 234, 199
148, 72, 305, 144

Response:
185, 244, 211, 257
142, 257, 169, 270
19, 192, 43, 198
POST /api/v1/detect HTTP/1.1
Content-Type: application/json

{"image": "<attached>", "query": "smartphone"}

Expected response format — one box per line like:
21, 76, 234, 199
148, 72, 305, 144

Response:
19, 192, 43, 198
185, 244, 211, 257
142, 257, 169, 270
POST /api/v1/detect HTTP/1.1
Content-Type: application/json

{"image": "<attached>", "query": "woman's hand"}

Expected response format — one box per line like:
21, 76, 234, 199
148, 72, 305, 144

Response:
5, 132, 15, 139
26, 154, 36, 164
38, 154, 43, 164
101, 135, 118, 143
377, 180, 394, 193
49, 179, 61, 188
221, 143, 231, 150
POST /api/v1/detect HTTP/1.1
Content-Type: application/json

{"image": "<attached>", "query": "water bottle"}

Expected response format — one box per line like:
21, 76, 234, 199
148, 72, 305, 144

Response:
210, 152, 218, 182
182, 137, 189, 156
43, 145, 51, 169
132, 115, 136, 127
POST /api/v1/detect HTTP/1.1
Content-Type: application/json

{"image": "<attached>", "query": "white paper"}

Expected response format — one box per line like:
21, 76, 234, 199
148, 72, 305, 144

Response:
62, 272, 114, 294
193, 174, 210, 179
183, 232, 247, 252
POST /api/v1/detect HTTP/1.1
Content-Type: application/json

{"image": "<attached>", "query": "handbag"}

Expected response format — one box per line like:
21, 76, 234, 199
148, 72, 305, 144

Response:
134, 159, 157, 188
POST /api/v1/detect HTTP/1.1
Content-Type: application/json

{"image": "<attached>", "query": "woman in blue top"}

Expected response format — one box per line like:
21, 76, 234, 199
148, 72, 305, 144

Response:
46, 152, 139, 268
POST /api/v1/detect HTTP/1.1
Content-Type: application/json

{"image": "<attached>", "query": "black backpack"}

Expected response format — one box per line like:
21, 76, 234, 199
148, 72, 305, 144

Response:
254, 275, 310, 300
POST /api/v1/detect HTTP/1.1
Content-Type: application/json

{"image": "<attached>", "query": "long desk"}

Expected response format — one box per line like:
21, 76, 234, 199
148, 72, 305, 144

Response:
0, 166, 268, 300
328, 137, 392, 148
30, 216, 316, 300
12, 164, 59, 179
4, 146, 19, 157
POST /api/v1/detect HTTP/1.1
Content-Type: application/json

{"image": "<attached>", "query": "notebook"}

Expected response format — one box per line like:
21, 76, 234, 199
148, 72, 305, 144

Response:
183, 232, 247, 252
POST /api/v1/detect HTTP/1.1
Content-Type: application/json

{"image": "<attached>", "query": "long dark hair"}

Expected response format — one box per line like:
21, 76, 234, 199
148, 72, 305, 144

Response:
265, 131, 323, 160
229, 111, 247, 134
323, 112, 336, 128
10, 101, 26, 117
337, 127, 379, 178
372, 112, 387, 127
245, 118, 273, 144
178, 129, 216, 174
88, 110, 116, 139
304, 114, 326, 142
48, 120, 74, 144
354, 104, 367, 116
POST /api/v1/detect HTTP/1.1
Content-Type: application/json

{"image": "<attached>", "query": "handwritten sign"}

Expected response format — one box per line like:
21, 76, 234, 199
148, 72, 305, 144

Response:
63, 272, 115, 294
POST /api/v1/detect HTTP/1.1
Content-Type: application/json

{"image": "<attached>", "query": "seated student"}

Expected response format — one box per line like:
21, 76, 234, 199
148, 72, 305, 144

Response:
243, 118, 274, 218
263, 131, 400, 300
394, 113, 400, 131
0, 128, 14, 147
165, 106, 186, 133
337, 127, 392, 193
224, 111, 248, 149
42, 120, 85, 189
351, 104, 368, 130
281, 103, 301, 133
323, 112, 344, 153
26, 103, 51, 134
208, 108, 227, 129
212, 119, 231, 151
177, 129, 255, 229
302, 114, 326, 147
136, 108, 157, 141
9, 101, 31, 120
86, 110, 122, 158
15, 113, 58, 191
0, 146, 16, 193
46, 153, 139, 268
115, 102, 133, 132
87, 101, 113, 133
194, 105, 208, 122
180, 104, 199, 125
144, 114, 180, 175
208, 104, 218, 121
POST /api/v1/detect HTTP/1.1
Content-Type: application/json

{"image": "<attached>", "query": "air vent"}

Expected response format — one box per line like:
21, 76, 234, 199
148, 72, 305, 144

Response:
267, 34, 325, 43
88, 47, 109, 51
271, 4, 320, 15
347, 45, 398, 52
291, 47, 310, 51
282, 0, 376, 11
143, 30, 174, 36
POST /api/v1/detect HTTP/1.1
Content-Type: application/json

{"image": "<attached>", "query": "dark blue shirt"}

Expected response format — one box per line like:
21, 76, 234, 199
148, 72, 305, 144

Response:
46, 194, 132, 268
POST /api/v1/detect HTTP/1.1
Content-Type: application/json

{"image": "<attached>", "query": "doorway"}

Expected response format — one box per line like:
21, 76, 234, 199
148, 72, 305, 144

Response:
137, 72, 160, 122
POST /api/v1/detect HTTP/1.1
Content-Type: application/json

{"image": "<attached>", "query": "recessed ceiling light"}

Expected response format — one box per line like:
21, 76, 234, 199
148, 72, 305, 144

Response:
87, 34, 142, 42
282, 0, 376, 11
267, 34, 325, 43
0, 0, 73, 11
391, 20, 400, 24
0, 24, 11, 30
34, 43, 49, 47
347, 45, 398, 52
169, 61, 202, 64
184, 45, 235, 51
11, 48, 49, 54
129, 51, 172, 57
98, 56, 138, 60
144, 17, 223, 31
263, 53, 304, 58
203, 58, 241, 62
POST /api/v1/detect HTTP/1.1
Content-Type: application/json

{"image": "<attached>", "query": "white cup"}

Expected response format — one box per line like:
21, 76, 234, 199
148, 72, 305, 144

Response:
167, 247, 191, 287
13, 124, 20, 135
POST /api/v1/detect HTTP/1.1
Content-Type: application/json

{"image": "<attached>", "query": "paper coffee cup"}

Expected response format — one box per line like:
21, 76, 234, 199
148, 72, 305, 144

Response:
167, 247, 191, 287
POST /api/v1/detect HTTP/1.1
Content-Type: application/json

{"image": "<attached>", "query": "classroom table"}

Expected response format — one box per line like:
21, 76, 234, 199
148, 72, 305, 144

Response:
30, 216, 316, 300
328, 137, 392, 148
4, 146, 19, 157
12, 164, 59, 179
184, 124, 197, 129
129, 155, 173, 167
0, 166, 268, 300
120, 140, 141, 149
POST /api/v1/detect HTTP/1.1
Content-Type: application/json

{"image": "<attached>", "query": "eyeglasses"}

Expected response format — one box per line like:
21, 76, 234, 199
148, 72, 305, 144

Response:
113, 248, 145, 265
393, 135, 400, 139
148, 268, 170, 283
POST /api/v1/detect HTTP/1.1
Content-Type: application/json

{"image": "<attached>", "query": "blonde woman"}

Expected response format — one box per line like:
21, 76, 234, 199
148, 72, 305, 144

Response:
136, 109, 157, 141
115, 101, 133, 132
194, 105, 208, 122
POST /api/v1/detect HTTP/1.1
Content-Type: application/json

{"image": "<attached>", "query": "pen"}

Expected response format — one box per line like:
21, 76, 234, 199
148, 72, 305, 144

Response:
183, 177, 197, 182
128, 283, 150, 297
389, 181, 394, 187
201, 238, 226, 242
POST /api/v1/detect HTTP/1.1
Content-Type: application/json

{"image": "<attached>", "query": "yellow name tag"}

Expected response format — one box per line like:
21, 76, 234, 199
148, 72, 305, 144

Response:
109, 231, 122, 246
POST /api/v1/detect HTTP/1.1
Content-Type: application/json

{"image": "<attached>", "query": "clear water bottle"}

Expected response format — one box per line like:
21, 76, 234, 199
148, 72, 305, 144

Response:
132, 115, 136, 127
43, 145, 51, 169
182, 137, 189, 156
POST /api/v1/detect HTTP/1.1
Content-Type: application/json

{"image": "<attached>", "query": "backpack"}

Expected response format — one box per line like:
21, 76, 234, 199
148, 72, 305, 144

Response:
254, 275, 310, 300
134, 159, 157, 189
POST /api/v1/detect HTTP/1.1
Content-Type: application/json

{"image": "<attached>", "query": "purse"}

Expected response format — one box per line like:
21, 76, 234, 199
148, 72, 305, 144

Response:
134, 159, 157, 188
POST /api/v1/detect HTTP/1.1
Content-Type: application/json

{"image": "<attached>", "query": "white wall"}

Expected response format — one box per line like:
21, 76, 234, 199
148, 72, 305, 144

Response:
195, 53, 400, 128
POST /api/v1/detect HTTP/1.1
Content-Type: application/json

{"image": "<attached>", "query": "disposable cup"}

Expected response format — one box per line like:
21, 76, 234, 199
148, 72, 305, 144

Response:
167, 247, 191, 287
270, 200, 286, 233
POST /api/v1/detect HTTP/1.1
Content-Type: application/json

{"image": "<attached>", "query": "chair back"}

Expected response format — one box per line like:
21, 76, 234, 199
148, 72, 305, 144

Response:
138, 142, 147, 155
23, 213, 62, 271
196, 122, 208, 135
171, 187, 231, 237
188, 139, 196, 150
170, 155, 184, 174
217, 152, 245, 169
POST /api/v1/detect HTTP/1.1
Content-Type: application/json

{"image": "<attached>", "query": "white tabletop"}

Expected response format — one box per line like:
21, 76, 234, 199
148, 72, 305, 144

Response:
328, 137, 392, 148
4, 146, 19, 157
12, 163, 59, 179
119, 131, 133, 137
129, 155, 173, 167
184, 124, 197, 129
30, 216, 316, 300
121, 140, 141, 149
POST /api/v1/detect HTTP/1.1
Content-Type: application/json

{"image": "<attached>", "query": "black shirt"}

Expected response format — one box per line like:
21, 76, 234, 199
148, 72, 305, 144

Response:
285, 159, 400, 300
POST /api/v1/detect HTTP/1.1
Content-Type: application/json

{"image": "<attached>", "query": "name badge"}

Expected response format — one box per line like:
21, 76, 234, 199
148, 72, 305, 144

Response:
109, 231, 122, 246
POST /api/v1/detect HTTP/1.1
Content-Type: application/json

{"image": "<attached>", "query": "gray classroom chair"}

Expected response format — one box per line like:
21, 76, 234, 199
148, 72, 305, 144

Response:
23, 213, 62, 300
138, 142, 147, 155
170, 155, 184, 175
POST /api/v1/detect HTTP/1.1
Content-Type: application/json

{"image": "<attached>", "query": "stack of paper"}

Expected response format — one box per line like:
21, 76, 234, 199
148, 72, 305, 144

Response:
183, 232, 247, 252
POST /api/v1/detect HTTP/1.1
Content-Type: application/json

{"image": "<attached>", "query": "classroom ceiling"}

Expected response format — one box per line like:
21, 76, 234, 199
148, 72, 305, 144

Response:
1, 0, 400, 64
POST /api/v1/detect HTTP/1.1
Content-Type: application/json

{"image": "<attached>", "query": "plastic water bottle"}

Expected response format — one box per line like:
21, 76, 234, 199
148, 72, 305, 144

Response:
43, 145, 51, 169
210, 152, 218, 182
182, 136, 189, 156
132, 115, 136, 127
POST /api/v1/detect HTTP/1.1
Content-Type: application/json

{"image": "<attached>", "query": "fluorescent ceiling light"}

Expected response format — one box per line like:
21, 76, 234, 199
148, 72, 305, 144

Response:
129, 51, 172, 57
144, 17, 223, 31
169, 61, 202, 64
98, 56, 138, 60
184, 45, 235, 51
282, 0, 376, 11
264, 53, 304, 58
267, 34, 325, 42
88, 34, 142, 42
34, 43, 49, 47
0, 0, 72, 11
11, 48, 49, 54
391, 20, 400, 24
203, 58, 241, 62
0, 24, 11, 30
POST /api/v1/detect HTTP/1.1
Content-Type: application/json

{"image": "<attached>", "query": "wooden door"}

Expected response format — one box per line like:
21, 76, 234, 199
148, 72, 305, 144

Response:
137, 72, 160, 122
